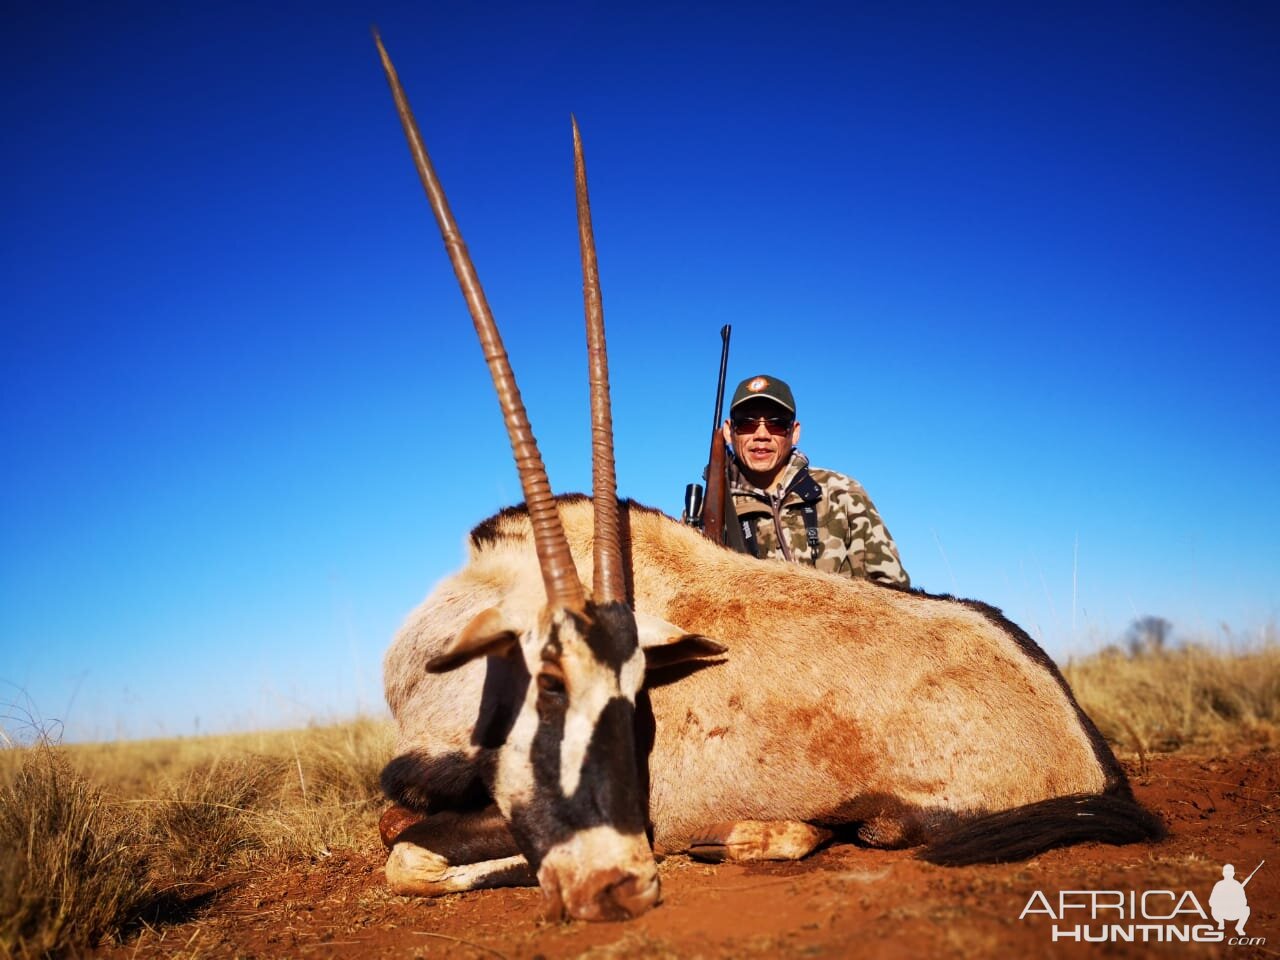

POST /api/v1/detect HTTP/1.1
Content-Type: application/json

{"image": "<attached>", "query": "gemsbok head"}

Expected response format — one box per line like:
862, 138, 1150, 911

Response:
373, 34, 723, 921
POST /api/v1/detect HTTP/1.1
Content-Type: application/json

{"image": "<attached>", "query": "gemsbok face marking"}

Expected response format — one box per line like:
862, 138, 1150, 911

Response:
420, 601, 663, 920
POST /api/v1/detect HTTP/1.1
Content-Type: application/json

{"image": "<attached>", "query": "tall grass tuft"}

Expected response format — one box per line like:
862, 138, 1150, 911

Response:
0, 745, 153, 958
1065, 643, 1280, 754
148, 755, 287, 882
263, 716, 393, 858
0, 719, 394, 956
140, 718, 393, 878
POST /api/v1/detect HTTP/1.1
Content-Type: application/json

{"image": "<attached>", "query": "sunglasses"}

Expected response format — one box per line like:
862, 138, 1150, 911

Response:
732, 416, 794, 436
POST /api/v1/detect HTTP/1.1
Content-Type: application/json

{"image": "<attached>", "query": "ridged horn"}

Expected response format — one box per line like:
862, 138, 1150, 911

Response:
572, 117, 626, 605
375, 32, 585, 610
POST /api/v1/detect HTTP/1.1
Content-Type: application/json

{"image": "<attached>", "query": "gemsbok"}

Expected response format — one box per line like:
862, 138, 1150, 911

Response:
372, 35, 1165, 924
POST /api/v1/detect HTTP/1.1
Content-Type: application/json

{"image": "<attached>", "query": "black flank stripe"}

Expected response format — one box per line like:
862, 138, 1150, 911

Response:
380, 749, 494, 814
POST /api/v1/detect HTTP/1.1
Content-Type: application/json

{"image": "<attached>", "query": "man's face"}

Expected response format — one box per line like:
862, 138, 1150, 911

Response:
722, 399, 801, 488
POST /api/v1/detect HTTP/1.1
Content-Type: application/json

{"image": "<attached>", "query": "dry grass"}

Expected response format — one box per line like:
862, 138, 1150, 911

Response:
0, 745, 152, 959
1064, 642, 1280, 755
0, 718, 392, 958
0, 642, 1275, 956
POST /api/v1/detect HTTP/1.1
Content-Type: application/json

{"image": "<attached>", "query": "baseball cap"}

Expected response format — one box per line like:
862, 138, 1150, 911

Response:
728, 374, 796, 416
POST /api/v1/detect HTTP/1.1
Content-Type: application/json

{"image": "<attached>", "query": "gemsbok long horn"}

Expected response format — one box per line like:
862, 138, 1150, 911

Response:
572, 118, 626, 605
374, 32, 586, 610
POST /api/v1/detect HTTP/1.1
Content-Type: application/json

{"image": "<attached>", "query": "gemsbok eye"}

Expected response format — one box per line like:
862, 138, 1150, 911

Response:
537, 669, 566, 697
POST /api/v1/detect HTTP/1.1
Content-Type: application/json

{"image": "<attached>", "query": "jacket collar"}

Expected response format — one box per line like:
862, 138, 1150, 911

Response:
727, 448, 811, 499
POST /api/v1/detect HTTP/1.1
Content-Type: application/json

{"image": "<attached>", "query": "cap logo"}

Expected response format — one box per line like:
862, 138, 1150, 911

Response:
747, 377, 769, 393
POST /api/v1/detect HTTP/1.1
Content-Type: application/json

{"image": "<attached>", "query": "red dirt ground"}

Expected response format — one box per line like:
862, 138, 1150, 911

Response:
106, 748, 1277, 959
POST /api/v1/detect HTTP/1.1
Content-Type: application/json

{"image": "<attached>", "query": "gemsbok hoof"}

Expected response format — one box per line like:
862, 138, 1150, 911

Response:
385, 843, 533, 897
688, 820, 832, 862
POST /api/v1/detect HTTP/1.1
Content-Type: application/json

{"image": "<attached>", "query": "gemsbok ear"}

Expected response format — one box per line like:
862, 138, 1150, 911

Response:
426, 607, 521, 673
636, 612, 727, 672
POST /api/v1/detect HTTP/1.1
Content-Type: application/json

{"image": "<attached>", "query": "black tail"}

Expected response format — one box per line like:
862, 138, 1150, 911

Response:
919, 792, 1165, 866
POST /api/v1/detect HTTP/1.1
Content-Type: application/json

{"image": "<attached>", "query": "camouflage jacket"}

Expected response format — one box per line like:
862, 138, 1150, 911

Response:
726, 451, 910, 587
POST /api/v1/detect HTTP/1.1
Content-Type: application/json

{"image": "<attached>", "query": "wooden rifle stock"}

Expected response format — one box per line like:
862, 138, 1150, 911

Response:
704, 433, 727, 542
701, 325, 732, 543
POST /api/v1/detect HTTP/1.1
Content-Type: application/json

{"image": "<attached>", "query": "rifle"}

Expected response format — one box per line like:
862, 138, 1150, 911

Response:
1242, 859, 1265, 886
683, 325, 732, 542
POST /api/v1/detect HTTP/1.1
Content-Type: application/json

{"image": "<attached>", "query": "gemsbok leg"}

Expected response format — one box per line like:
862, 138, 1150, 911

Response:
688, 820, 833, 862
381, 804, 535, 895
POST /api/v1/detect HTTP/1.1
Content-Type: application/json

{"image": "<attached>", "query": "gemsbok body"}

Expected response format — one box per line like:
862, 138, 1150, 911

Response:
372, 35, 1164, 923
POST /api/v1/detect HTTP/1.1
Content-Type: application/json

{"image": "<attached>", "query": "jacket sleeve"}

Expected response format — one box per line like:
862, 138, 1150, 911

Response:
836, 482, 910, 588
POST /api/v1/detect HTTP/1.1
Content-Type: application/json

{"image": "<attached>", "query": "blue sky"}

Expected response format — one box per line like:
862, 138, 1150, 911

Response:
3, 2, 1277, 742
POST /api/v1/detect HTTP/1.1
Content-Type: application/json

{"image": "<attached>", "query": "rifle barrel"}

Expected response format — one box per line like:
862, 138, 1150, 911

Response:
701, 325, 732, 543
711, 325, 731, 433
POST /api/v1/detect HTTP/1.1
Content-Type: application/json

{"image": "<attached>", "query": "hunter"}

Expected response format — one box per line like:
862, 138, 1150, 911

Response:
718, 374, 909, 587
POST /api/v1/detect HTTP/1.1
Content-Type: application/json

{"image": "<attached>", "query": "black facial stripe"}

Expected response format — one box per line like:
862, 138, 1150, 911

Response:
583, 600, 640, 673
574, 696, 647, 834
510, 694, 646, 868
529, 674, 569, 790
514, 682, 570, 870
